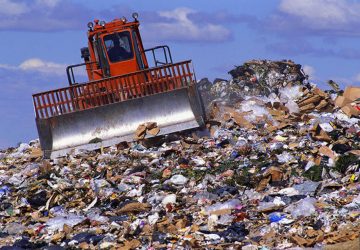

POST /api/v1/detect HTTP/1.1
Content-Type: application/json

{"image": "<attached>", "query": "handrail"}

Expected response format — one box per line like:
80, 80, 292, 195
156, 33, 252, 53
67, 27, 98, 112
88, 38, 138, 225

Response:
144, 45, 173, 67
66, 62, 97, 86
33, 60, 194, 119
33, 60, 191, 96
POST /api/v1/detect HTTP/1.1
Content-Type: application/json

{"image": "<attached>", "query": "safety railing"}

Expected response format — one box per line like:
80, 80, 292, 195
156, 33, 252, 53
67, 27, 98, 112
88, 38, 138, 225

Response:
144, 45, 173, 67
33, 60, 195, 119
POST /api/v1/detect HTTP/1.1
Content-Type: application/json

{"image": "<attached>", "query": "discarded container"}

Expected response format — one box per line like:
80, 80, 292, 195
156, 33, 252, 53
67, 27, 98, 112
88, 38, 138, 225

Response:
205, 199, 242, 215
268, 212, 286, 223
168, 174, 188, 185
288, 198, 317, 218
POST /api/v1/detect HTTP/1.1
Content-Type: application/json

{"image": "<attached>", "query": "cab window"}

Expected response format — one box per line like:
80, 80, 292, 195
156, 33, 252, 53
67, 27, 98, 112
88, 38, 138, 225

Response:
104, 31, 134, 63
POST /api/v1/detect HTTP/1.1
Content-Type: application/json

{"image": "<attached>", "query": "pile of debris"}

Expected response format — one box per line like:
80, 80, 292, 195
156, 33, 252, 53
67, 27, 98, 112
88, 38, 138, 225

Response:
0, 60, 360, 249
228, 60, 307, 96
198, 60, 308, 104
199, 60, 336, 118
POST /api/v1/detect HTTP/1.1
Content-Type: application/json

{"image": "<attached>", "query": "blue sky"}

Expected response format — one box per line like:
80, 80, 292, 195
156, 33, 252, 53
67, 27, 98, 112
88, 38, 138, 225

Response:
1, 0, 360, 148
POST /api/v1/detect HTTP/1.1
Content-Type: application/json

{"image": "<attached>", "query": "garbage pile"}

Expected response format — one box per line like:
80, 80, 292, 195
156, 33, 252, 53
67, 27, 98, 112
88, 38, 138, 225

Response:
199, 60, 334, 117
199, 60, 308, 103
1, 60, 360, 249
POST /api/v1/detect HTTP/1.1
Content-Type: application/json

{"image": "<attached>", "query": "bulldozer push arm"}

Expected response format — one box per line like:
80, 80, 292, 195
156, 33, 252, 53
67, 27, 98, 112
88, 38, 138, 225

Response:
32, 14, 205, 159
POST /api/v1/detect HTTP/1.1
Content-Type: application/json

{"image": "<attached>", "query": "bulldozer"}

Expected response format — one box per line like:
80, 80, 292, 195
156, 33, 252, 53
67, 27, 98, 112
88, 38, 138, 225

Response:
32, 13, 206, 159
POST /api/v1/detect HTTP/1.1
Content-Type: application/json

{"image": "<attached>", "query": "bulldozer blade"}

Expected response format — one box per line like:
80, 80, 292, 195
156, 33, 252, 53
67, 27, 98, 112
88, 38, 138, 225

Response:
36, 85, 205, 159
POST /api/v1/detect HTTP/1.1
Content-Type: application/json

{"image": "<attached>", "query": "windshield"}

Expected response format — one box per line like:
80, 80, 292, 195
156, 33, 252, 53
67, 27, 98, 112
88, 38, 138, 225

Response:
104, 31, 134, 63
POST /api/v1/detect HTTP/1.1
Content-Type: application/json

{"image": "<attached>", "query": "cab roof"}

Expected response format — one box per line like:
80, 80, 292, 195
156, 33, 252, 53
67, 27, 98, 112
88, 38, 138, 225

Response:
88, 19, 140, 38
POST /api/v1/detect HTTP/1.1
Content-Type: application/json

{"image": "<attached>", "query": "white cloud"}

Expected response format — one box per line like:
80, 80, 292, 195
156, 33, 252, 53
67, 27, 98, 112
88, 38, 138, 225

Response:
0, 58, 66, 75
0, 0, 28, 16
0, 0, 89, 31
303, 65, 315, 79
143, 8, 231, 42
279, 0, 360, 27
0, 63, 16, 70
0, 0, 60, 16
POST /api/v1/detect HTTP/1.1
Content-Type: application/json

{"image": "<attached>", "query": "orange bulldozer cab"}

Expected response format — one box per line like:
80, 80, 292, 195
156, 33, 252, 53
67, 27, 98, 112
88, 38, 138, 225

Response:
70, 15, 179, 109
33, 13, 205, 159
86, 18, 146, 80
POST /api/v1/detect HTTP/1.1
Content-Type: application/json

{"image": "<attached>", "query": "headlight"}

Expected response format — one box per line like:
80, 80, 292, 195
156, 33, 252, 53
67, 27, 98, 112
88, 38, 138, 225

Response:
87, 22, 94, 30
99, 21, 106, 27
121, 16, 127, 23
132, 12, 139, 20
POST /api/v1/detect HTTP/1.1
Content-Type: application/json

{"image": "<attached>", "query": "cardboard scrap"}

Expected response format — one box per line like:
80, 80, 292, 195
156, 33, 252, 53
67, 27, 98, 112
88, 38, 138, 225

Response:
134, 124, 147, 140
298, 95, 322, 107
341, 104, 360, 117
265, 166, 283, 182
30, 147, 43, 159
295, 87, 333, 114
312, 124, 332, 142
256, 175, 271, 192
268, 109, 286, 119
257, 166, 283, 191
51, 232, 65, 243
335, 86, 360, 117
209, 208, 232, 216
134, 122, 160, 140
299, 103, 316, 112
156, 218, 179, 234
175, 218, 188, 229
319, 146, 336, 160
290, 235, 314, 247
323, 224, 360, 245
117, 202, 151, 214
315, 99, 329, 110
343, 86, 360, 101
324, 239, 360, 250
232, 112, 254, 129
223, 106, 254, 129
313, 87, 327, 98
335, 96, 351, 108
119, 239, 141, 250
148, 126, 160, 136
349, 150, 360, 156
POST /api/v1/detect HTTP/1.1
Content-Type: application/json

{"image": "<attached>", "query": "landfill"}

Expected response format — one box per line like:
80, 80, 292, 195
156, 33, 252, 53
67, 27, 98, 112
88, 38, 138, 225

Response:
1, 59, 360, 249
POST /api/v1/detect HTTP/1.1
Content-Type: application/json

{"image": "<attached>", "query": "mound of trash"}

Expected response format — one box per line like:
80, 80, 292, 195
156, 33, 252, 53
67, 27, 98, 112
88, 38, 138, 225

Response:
0, 60, 360, 249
